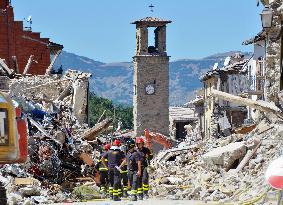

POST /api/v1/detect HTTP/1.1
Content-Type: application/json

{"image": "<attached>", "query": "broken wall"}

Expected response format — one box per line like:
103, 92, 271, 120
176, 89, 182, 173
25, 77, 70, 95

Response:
72, 78, 89, 124
227, 74, 249, 107
9, 70, 91, 124
9, 75, 68, 101
203, 77, 217, 139
265, 0, 282, 103
226, 108, 247, 129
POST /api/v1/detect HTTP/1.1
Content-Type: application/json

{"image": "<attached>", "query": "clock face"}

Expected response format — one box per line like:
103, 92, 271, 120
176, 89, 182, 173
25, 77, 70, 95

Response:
145, 84, 155, 95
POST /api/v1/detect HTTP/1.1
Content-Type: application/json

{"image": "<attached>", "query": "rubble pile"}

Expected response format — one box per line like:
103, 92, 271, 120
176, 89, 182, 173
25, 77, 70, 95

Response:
0, 70, 110, 204
180, 124, 202, 147
150, 115, 283, 203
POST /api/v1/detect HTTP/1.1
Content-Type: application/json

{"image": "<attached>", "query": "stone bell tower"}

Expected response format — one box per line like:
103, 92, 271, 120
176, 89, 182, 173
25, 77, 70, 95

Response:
132, 17, 171, 137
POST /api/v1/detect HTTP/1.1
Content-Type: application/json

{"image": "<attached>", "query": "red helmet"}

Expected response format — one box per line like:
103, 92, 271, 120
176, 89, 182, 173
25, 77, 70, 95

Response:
113, 139, 121, 146
136, 137, 144, 144
104, 144, 111, 151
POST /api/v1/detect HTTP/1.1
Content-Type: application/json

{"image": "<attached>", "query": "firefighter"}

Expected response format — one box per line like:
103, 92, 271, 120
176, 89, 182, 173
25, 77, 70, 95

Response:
95, 143, 110, 198
120, 144, 129, 197
101, 139, 125, 201
119, 139, 142, 201
136, 137, 153, 199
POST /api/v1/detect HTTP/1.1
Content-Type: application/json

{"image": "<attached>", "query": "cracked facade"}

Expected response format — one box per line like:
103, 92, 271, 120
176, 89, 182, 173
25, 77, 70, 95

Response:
201, 54, 249, 139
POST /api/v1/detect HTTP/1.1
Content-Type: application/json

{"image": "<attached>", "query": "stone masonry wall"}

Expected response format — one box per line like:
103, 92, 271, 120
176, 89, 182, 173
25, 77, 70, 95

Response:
133, 55, 170, 136
136, 27, 148, 55
72, 79, 89, 124
265, 0, 282, 103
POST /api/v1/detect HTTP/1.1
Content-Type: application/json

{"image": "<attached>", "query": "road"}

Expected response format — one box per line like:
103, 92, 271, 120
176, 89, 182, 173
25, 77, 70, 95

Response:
51, 199, 208, 205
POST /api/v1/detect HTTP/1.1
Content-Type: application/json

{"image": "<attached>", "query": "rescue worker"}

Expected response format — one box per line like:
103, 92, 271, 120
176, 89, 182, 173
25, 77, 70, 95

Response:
119, 139, 142, 201
136, 137, 153, 199
120, 144, 129, 197
95, 143, 110, 198
101, 139, 125, 201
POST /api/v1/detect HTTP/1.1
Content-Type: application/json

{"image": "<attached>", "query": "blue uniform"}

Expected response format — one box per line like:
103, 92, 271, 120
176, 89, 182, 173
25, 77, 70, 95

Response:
102, 147, 125, 199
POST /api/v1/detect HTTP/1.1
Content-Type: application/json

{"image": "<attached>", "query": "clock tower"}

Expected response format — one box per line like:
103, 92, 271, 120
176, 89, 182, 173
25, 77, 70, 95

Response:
132, 17, 171, 137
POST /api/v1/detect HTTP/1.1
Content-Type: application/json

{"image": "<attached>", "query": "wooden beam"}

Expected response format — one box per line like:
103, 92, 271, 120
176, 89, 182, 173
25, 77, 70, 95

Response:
210, 89, 283, 117
236, 141, 261, 172
11, 56, 19, 74
46, 50, 62, 75
0, 58, 14, 76
23, 55, 35, 75
82, 118, 113, 141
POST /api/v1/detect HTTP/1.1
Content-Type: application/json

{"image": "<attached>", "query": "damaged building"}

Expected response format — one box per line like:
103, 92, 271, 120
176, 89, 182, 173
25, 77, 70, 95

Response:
200, 54, 249, 139
169, 106, 198, 140
0, 2, 101, 203
0, 0, 91, 124
0, 0, 63, 75
242, 30, 267, 121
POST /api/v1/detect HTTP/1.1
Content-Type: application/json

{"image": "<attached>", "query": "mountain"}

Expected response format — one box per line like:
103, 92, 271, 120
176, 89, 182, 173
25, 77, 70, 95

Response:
54, 51, 251, 106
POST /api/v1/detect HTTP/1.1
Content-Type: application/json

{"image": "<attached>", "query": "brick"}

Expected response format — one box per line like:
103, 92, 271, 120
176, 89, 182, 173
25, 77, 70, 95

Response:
0, 3, 52, 75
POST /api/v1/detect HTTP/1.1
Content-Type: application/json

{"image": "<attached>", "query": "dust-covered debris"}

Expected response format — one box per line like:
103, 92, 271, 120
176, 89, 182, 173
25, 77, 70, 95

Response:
149, 116, 283, 203
0, 70, 115, 204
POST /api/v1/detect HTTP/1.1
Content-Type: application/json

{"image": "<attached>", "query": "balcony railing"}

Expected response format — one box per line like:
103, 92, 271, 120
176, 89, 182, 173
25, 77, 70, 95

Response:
244, 75, 265, 95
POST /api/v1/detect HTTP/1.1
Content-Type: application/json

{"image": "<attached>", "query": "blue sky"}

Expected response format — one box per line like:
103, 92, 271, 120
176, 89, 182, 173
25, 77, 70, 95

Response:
13, 0, 263, 63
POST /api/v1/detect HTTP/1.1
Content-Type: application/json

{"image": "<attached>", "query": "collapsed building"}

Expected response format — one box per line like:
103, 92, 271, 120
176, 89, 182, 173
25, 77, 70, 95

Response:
169, 106, 198, 141
200, 53, 249, 139
0, 65, 118, 204
0, 70, 117, 204
0, 1, 116, 204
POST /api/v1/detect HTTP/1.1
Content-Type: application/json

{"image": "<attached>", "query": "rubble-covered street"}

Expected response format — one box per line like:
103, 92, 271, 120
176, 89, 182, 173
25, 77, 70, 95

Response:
49, 199, 208, 205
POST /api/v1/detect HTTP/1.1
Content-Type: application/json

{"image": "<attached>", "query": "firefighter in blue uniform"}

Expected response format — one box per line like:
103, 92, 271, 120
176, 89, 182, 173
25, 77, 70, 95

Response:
136, 137, 153, 199
95, 143, 110, 198
101, 139, 125, 201
119, 139, 142, 201
120, 144, 129, 197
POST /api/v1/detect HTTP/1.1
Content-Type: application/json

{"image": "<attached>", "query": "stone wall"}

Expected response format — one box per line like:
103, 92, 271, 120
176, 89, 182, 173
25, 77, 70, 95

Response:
203, 77, 216, 139
154, 26, 167, 54
265, 0, 282, 104
136, 27, 148, 55
72, 79, 89, 124
133, 56, 170, 136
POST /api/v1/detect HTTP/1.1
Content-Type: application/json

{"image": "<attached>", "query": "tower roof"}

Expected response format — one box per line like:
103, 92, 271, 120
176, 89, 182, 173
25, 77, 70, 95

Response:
131, 17, 172, 27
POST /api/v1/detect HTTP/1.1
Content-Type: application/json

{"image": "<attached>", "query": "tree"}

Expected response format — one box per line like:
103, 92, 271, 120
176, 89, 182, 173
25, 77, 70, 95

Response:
88, 92, 133, 129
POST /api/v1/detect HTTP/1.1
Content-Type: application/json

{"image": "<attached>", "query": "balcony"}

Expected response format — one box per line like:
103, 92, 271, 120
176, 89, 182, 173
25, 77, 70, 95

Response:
244, 76, 265, 96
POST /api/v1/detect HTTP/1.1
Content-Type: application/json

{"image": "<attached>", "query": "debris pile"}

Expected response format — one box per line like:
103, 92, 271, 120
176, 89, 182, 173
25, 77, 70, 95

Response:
0, 70, 113, 204
150, 115, 283, 203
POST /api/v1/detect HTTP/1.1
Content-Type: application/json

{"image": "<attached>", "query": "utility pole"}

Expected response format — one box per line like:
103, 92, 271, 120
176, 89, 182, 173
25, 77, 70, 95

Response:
113, 106, 116, 132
